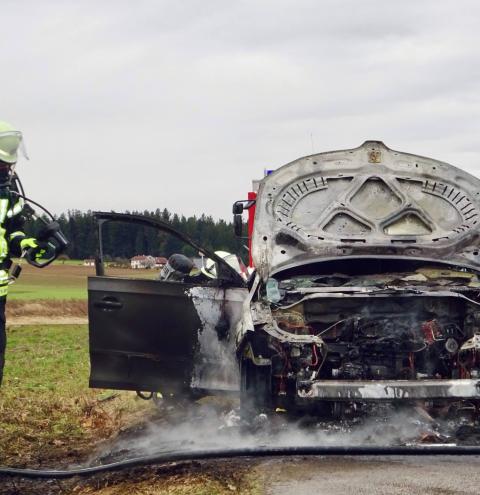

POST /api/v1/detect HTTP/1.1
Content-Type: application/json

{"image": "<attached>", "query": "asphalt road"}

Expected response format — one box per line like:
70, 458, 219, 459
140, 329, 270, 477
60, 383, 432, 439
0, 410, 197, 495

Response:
262, 456, 480, 495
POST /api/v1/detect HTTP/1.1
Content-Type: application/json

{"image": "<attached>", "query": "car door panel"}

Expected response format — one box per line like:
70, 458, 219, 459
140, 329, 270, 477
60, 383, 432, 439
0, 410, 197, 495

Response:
89, 277, 247, 394
88, 212, 247, 397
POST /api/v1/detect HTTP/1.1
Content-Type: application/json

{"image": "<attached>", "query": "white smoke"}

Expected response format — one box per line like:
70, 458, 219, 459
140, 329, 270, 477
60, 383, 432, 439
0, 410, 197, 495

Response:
92, 400, 456, 465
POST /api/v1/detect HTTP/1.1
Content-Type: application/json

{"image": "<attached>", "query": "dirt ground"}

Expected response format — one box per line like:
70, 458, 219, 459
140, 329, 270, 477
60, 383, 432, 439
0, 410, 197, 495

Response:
6, 299, 88, 325
6, 299, 87, 317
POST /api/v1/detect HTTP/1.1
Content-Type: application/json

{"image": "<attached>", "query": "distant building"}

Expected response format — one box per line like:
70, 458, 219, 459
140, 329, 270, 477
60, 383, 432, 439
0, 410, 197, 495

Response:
83, 259, 95, 267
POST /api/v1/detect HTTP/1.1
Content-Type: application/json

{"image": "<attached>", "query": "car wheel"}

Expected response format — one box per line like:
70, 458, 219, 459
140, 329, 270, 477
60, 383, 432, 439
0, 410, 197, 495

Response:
240, 359, 271, 419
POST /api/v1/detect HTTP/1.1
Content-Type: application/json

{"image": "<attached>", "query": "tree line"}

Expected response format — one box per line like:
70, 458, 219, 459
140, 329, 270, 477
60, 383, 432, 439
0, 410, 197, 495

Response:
27, 209, 246, 262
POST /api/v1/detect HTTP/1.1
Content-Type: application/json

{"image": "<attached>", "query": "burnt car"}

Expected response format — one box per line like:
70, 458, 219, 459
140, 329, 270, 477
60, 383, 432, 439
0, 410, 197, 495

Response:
88, 141, 480, 416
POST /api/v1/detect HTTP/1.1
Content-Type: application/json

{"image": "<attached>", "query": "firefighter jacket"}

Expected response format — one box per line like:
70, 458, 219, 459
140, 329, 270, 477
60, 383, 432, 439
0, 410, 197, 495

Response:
0, 186, 29, 297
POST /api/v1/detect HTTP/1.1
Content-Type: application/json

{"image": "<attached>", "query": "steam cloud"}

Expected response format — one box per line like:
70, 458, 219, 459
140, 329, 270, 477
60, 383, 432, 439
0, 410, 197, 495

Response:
92, 401, 463, 465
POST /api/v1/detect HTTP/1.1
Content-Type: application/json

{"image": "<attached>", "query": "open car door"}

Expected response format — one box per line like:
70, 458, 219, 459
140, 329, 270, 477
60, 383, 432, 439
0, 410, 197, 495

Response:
88, 212, 247, 397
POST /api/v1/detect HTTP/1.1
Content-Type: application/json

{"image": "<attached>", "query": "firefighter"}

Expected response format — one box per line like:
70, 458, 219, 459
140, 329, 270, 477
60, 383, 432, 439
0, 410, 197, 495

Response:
0, 121, 54, 386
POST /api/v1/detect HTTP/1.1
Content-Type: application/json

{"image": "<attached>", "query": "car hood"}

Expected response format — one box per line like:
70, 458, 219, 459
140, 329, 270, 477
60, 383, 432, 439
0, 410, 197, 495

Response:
251, 141, 480, 280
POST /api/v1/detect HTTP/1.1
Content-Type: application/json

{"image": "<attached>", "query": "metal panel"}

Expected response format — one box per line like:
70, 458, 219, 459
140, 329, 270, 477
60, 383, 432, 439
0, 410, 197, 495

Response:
297, 379, 480, 401
252, 141, 480, 279
89, 277, 200, 393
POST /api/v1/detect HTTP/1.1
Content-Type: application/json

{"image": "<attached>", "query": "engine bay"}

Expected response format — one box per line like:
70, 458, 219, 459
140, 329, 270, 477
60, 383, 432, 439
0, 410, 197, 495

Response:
272, 297, 480, 383
248, 262, 480, 409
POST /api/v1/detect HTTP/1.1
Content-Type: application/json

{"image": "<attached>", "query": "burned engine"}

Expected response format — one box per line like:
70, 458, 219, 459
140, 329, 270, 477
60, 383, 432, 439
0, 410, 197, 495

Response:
271, 297, 480, 386
239, 262, 480, 414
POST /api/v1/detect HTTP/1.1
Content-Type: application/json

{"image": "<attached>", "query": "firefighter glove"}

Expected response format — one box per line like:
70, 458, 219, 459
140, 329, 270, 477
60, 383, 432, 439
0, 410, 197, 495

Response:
32, 241, 56, 261
20, 238, 38, 250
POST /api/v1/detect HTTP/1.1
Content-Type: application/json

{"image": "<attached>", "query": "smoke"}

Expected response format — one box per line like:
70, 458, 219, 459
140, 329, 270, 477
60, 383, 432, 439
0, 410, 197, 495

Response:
92, 400, 459, 465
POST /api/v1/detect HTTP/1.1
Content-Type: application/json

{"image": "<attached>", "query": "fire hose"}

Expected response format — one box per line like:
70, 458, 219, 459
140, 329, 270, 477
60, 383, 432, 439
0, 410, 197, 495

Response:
1, 445, 480, 479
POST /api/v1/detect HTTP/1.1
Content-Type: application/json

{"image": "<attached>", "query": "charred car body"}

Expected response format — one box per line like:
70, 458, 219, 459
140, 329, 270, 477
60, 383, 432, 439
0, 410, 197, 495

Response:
88, 141, 480, 416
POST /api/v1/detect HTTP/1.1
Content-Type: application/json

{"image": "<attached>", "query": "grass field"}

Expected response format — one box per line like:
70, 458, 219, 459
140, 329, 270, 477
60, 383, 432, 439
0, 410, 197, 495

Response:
8, 261, 157, 300
0, 324, 150, 466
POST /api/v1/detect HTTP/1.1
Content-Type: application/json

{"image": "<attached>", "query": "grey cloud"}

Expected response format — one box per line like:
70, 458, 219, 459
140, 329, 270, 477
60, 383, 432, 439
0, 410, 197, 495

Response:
1, 0, 480, 218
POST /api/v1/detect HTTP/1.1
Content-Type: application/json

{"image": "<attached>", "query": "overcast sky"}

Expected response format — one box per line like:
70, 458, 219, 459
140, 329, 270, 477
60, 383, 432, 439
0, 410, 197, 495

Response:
2, 0, 480, 219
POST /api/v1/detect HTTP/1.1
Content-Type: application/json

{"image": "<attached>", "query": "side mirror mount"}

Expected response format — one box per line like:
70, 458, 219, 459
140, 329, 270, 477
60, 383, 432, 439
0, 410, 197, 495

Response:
234, 214, 243, 237
232, 199, 256, 238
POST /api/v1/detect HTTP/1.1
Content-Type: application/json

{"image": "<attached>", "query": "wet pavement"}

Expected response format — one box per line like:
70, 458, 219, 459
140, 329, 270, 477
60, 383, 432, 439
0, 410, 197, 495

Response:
262, 456, 480, 494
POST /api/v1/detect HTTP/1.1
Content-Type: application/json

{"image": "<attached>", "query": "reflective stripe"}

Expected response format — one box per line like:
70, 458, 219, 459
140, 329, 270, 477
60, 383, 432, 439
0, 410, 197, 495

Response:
0, 227, 7, 258
0, 199, 8, 224
6, 197, 24, 218
9, 231, 25, 240
0, 269, 9, 296
0, 199, 8, 260
0, 200, 9, 259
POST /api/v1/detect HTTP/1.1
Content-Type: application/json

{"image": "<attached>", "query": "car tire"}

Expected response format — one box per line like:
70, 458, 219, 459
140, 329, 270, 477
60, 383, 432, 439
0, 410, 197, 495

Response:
240, 359, 271, 419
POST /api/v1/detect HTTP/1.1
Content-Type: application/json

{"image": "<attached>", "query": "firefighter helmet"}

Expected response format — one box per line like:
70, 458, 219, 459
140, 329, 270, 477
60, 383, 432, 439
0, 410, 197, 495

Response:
0, 121, 26, 164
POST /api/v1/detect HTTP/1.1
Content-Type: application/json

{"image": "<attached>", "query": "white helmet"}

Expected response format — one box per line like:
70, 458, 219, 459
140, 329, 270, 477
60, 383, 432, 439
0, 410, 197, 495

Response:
201, 250, 247, 280
0, 121, 27, 164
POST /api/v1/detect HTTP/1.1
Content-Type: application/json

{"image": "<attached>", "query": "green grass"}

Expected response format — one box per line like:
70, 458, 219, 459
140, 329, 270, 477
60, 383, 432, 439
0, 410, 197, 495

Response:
9, 284, 87, 300
0, 324, 148, 465
8, 262, 89, 300
7, 262, 158, 300
5, 325, 90, 394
